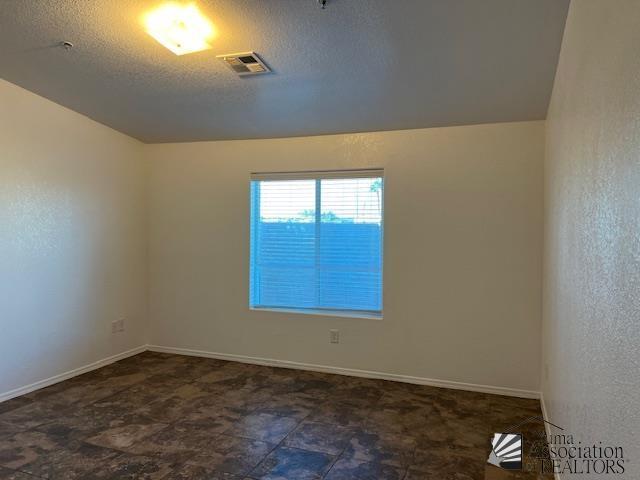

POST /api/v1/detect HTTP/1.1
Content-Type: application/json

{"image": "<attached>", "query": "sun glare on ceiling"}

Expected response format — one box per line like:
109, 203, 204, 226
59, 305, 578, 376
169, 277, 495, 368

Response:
144, 3, 215, 55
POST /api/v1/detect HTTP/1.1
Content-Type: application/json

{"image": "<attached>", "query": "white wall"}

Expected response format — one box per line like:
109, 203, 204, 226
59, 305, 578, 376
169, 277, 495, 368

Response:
147, 121, 544, 393
543, 0, 640, 477
0, 80, 148, 397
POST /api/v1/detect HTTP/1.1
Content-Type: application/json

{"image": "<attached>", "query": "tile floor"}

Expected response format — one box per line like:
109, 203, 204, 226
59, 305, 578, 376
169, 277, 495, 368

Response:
0, 352, 551, 479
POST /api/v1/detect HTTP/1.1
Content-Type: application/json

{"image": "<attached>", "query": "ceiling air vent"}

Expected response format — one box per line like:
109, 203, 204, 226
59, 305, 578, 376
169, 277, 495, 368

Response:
217, 52, 271, 76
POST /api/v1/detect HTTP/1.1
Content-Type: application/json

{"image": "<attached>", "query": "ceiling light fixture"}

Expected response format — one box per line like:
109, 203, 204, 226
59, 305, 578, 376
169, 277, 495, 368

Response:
143, 3, 215, 56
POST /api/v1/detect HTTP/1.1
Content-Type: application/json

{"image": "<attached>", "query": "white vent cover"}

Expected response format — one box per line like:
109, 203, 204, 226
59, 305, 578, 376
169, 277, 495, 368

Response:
217, 52, 271, 76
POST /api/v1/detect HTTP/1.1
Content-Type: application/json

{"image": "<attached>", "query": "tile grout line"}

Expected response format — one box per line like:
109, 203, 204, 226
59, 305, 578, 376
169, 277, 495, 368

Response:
243, 383, 327, 479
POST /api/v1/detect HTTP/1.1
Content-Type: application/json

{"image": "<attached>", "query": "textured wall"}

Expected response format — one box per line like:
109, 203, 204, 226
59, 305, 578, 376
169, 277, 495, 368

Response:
543, 1, 640, 477
147, 121, 544, 393
0, 80, 147, 396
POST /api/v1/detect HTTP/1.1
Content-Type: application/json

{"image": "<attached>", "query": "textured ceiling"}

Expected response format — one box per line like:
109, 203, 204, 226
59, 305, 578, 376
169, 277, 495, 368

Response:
0, 0, 569, 143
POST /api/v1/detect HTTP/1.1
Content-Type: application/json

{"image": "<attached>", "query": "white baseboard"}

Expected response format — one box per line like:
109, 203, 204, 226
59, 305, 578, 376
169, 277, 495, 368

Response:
148, 344, 541, 399
540, 391, 562, 480
0, 345, 147, 403
540, 390, 551, 435
0, 343, 541, 403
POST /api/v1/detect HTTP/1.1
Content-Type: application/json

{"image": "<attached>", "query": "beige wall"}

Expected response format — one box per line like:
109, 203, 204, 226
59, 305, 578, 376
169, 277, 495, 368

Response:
0, 80, 148, 397
0, 80, 545, 398
146, 121, 544, 393
544, 0, 640, 476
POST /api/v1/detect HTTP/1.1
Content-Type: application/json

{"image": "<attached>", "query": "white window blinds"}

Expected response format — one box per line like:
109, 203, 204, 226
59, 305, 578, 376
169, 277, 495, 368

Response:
250, 170, 383, 317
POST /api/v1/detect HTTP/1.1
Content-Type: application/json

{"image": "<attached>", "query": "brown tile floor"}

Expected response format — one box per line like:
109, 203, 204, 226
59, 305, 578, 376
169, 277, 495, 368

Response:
0, 352, 552, 479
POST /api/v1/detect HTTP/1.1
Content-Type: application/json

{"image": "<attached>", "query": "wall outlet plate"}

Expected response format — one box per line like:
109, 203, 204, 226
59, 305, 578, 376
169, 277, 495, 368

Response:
330, 329, 339, 344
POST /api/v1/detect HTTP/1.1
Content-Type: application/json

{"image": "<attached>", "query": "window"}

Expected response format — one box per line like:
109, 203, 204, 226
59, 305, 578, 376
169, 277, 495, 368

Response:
250, 170, 384, 318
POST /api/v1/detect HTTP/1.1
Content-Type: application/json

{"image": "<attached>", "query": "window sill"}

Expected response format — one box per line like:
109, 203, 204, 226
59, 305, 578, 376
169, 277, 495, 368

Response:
250, 306, 383, 320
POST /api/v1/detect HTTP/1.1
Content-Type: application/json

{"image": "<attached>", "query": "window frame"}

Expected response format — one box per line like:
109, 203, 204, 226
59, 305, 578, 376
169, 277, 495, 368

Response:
249, 169, 384, 320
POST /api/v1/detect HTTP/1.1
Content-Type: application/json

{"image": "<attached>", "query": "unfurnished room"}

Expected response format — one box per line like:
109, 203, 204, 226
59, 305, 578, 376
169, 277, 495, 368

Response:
0, 1, 638, 479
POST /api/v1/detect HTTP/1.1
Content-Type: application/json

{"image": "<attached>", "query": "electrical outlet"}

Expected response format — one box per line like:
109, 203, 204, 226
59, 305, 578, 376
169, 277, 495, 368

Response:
330, 329, 339, 344
117, 319, 125, 332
